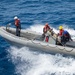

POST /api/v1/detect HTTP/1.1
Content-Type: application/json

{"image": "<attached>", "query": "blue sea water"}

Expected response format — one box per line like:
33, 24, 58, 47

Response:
0, 0, 75, 75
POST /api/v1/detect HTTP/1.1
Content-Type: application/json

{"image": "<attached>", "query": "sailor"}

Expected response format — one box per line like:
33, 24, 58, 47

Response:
58, 26, 64, 36
62, 30, 72, 43
42, 23, 51, 42
43, 23, 50, 34
56, 26, 72, 45
14, 16, 21, 36
56, 26, 64, 45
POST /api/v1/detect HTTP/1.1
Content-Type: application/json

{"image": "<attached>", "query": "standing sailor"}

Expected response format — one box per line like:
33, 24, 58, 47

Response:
14, 16, 21, 36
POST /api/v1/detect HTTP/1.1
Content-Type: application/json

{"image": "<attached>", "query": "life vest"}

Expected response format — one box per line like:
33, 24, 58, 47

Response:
59, 29, 64, 36
15, 19, 20, 27
43, 26, 47, 33
43, 25, 50, 33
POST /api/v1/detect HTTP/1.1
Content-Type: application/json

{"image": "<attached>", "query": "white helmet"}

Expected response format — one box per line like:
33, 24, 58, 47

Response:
14, 16, 18, 20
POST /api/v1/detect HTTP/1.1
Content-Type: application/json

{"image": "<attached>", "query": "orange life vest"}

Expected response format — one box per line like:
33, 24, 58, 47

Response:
15, 19, 20, 27
43, 25, 50, 33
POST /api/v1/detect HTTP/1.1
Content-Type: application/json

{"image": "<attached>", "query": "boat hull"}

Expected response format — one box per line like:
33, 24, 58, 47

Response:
0, 26, 75, 56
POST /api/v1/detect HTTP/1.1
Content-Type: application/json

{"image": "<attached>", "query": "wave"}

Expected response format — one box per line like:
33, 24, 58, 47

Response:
8, 46, 75, 75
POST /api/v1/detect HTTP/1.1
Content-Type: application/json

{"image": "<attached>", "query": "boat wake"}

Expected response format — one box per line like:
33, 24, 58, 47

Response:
7, 24, 75, 75
8, 46, 75, 75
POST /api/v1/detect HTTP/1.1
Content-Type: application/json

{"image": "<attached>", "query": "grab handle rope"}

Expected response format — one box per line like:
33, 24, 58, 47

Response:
31, 40, 74, 53
64, 48, 74, 52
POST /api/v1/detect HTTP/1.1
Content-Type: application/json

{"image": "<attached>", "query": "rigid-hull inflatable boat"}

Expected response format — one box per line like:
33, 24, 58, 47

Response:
0, 26, 75, 56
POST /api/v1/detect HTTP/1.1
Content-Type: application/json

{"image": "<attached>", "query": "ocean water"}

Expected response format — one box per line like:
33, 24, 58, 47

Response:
0, 0, 75, 75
